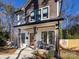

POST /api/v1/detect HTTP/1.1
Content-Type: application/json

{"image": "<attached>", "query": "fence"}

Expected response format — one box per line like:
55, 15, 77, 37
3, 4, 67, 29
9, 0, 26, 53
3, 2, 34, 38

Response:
60, 39, 79, 50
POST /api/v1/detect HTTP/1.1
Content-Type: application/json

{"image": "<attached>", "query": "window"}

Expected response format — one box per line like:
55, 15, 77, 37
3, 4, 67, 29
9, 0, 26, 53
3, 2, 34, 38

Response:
41, 31, 47, 44
48, 31, 55, 44
29, 6, 49, 22
41, 31, 55, 44
42, 6, 49, 20
36, 9, 41, 20
26, 16, 29, 23
17, 15, 20, 21
30, 11, 35, 22
21, 33, 25, 43
18, 22, 21, 25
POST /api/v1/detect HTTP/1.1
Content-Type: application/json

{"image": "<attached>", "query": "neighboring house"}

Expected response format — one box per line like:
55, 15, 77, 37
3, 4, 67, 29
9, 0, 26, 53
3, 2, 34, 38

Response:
14, 0, 63, 48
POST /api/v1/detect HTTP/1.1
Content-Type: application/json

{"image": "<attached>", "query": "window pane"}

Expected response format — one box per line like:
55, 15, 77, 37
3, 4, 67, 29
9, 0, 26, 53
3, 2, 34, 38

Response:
31, 12, 34, 16
41, 32, 47, 44
36, 9, 41, 20
48, 31, 55, 44
21, 33, 25, 43
42, 7, 48, 19
26, 16, 29, 23
30, 11, 35, 21
43, 8, 47, 13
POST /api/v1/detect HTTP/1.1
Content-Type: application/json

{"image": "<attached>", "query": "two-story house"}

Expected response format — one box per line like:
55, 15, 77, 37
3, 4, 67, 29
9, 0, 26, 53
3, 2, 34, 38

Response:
14, 0, 63, 48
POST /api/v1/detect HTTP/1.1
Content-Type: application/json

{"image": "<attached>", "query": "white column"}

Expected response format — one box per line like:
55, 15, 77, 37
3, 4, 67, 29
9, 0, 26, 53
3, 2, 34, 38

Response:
17, 15, 20, 21
17, 15, 21, 25
57, 1, 60, 17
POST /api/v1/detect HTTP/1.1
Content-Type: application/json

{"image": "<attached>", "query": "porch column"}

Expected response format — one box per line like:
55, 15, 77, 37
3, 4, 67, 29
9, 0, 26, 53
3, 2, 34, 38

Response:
33, 27, 37, 49
18, 29, 21, 48
55, 20, 61, 59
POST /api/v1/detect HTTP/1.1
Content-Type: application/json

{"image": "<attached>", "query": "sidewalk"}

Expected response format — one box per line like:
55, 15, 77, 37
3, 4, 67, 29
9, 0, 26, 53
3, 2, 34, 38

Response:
0, 47, 34, 59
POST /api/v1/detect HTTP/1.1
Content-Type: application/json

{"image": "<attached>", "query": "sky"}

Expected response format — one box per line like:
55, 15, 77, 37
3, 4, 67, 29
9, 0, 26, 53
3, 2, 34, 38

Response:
1, 0, 28, 9
62, 0, 79, 17
61, 0, 79, 29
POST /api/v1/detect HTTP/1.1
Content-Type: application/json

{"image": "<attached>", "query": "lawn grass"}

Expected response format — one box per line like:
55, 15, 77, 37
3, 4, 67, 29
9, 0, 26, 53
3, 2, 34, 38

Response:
61, 50, 79, 59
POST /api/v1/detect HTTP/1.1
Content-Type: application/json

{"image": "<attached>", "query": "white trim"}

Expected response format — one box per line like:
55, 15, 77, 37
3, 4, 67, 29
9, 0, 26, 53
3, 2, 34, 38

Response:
17, 15, 20, 21
54, 30, 56, 42
57, 1, 60, 17
18, 22, 21, 25
40, 30, 56, 44
21, 31, 30, 47
41, 6, 50, 20
29, 10, 36, 22
29, 6, 50, 22
47, 32, 49, 44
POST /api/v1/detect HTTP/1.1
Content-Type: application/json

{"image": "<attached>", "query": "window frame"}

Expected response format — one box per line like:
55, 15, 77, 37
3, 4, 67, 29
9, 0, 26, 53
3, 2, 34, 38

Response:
41, 6, 50, 20
48, 31, 55, 44
41, 31, 47, 44
41, 30, 56, 44
35, 9, 41, 21
29, 6, 50, 22
29, 10, 36, 22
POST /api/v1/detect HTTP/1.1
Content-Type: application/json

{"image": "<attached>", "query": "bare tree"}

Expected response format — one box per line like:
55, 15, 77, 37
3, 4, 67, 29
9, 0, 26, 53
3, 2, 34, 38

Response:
0, 1, 15, 41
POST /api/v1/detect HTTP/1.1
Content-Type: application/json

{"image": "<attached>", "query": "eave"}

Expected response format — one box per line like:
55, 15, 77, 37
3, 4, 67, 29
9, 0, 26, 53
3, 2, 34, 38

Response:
14, 17, 64, 27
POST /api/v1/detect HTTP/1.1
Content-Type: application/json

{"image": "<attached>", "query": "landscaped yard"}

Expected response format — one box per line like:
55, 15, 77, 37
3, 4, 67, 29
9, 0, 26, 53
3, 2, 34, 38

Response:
0, 47, 16, 55
0, 47, 79, 59
61, 49, 79, 59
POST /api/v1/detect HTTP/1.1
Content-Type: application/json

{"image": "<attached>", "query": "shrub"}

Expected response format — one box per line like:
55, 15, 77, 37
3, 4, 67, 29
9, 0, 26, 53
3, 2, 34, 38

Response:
47, 49, 55, 59
0, 39, 6, 47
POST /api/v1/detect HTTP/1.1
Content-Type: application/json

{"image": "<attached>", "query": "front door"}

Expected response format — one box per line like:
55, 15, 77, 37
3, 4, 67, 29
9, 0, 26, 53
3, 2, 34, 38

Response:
30, 33, 35, 46
21, 33, 29, 47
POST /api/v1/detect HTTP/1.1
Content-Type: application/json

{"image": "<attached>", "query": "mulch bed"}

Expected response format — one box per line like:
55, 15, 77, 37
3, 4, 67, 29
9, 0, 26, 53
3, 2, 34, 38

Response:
0, 47, 16, 55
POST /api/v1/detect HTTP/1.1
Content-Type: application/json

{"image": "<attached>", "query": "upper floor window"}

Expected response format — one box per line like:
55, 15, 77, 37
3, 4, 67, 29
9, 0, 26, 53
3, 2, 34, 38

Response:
30, 10, 35, 22
17, 15, 20, 21
18, 22, 21, 25
29, 6, 50, 22
36, 9, 41, 20
42, 6, 49, 20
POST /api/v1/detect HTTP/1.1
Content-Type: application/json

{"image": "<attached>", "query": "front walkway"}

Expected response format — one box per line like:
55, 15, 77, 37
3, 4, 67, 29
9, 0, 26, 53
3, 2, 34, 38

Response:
0, 47, 34, 59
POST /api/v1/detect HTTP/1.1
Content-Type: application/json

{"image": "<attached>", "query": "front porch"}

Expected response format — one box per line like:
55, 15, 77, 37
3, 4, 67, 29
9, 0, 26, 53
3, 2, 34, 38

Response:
17, 21, 58, 49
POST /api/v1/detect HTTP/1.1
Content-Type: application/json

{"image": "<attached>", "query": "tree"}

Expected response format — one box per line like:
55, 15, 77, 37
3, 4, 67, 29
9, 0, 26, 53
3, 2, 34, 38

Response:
5, 5, 15, 41
0, 18, 2, 32
0, 1, 15, 41
0, 18, 10, 46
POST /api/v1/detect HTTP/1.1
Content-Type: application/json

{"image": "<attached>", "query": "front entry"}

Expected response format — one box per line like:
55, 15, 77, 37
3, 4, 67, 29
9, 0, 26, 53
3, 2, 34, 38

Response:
21, 32, 29, 47
30, 33, 35, 46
